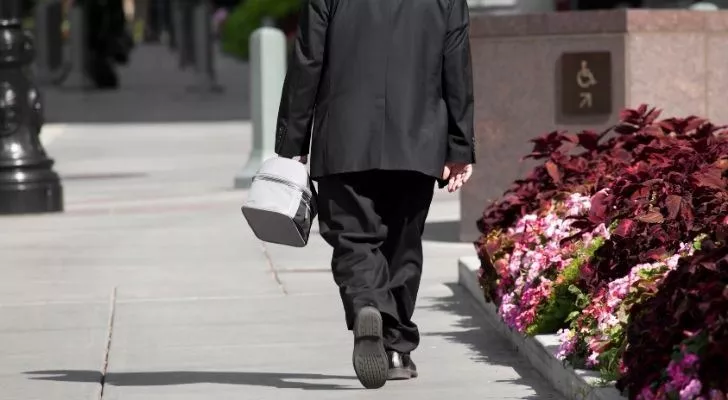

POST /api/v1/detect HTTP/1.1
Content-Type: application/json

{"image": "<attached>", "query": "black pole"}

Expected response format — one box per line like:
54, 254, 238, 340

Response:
0, 0, 63, 214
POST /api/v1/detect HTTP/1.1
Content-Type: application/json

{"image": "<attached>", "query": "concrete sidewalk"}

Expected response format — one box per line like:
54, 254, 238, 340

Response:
0, 121, 563, 399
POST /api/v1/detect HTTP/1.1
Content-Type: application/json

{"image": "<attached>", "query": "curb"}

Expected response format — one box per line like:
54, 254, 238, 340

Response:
458, 256, 627, 400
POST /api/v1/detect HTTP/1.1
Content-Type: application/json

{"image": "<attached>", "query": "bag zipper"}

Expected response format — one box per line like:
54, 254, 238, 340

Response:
254, 173, 313, 202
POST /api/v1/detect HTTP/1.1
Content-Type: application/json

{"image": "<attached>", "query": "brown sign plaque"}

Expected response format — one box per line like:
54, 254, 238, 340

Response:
561, 52, 612, 116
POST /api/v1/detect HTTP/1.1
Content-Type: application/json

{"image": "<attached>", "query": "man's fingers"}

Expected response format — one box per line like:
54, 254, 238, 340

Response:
448, 175, 458, 192
462, 168, 472, 183
443, 164, 473, 192
448, 173, 464, 193
455, 174, 464, 189
442, 165, 451, 180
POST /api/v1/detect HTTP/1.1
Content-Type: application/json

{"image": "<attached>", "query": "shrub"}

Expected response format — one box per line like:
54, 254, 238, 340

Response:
617, 237, 728, 399
575, 107, 728, 291
220, 0, 301, 60
475, 104, 728, 399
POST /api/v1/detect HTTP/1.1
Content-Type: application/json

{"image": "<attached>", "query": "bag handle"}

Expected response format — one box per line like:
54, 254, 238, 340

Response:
308, 176, 319, 219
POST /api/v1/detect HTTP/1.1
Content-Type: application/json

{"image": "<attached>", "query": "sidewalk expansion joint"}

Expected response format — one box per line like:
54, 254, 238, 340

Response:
261, 243, 288, 295
99, 287, 118, 400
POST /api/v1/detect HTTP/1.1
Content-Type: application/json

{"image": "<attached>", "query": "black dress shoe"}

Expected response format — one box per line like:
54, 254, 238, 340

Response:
352, 307, 389, 389
387, 351, 418, 380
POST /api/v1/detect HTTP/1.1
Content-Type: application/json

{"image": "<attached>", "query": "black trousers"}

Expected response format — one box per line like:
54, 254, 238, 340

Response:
317, 170, 435, 354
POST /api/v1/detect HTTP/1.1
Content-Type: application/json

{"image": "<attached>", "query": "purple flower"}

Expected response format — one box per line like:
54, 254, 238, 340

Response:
681, 353, 699, 369
637, 386, 656, 400
679, 379, 702, 400
667, 360, 691, 388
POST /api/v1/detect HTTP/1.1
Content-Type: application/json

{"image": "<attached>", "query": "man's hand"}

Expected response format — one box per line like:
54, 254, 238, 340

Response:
442, 162, 473, 193
292, 155, 308, 164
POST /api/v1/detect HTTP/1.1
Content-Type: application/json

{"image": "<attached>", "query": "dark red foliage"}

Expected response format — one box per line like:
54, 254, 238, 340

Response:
475, 105, 728, 397
476, 104, 728, 294
475, 105, 664, 236
476, 127, 618, 235
576, 108, 728, 289
617, 237, 728, 399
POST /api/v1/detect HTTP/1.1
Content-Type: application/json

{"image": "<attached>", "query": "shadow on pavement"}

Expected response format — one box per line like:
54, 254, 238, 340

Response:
24, 370, 358, 391
422, 220, 462, 243
419, 283, 564, 400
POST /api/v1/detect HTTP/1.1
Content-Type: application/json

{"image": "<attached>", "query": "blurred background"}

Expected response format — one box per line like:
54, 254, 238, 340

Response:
3, 0, 725, 218
15, 0, 727, 102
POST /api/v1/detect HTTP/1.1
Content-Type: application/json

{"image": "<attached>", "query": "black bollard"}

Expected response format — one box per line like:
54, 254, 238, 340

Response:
0, 0, 63, 214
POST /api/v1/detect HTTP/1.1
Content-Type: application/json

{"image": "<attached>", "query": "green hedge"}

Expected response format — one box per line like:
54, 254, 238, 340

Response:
220, 0, 301, 60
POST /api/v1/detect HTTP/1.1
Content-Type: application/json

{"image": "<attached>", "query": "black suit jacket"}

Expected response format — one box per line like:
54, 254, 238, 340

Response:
274, 0, 476, 180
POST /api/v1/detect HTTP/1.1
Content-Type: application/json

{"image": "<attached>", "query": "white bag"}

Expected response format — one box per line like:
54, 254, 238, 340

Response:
241, 157, 317, 247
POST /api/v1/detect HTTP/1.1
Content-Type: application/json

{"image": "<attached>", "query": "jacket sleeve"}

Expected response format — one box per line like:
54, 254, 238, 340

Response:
442, 0, 476, 164
275, 0, 330, 158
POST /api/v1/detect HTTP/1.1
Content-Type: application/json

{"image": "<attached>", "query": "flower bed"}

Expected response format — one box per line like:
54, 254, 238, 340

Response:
475, 105, 728, 400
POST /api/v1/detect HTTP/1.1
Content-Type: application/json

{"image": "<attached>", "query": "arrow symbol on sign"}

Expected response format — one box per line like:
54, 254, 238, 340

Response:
579, 92, 592, 108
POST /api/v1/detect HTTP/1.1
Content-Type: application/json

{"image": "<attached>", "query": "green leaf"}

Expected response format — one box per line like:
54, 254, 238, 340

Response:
567, 284, 582, 296
566, 310, 581, 322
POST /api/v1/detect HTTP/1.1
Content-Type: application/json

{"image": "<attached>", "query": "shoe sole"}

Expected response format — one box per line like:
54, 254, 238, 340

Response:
388, 366, 418, 380
387, 367, 411, 380
352, 307, 388, 389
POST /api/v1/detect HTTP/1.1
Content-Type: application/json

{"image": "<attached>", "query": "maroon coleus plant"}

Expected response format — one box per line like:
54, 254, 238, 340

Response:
575, 107, 728, 289
475, 105, 728, 398
617, 236, 728, 399
476, 103, 728, 304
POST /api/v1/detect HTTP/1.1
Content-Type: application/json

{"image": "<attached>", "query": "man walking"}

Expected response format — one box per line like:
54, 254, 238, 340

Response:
274, 0, 475, 389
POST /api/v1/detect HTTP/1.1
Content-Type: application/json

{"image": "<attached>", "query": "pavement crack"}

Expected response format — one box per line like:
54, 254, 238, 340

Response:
260, 243, 288, 295
99, 287, 118, 399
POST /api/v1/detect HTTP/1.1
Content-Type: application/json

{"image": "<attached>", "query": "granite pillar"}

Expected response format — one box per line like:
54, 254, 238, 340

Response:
461, 9, 728, 241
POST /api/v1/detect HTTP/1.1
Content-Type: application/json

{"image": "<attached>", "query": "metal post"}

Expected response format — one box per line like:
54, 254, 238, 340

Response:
233, 27, 287, 189
188, 0, 222, 92
33, 0, 68, 85
62, 3, 92, 89
0, 0, 63, 214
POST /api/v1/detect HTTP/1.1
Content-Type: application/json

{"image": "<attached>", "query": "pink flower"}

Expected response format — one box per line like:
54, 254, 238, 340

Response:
606, 276, 630, 307
681, 353, 699, 368
597, 313, 619, 332
495, 193, 606, 335
658, 348, 707, 399
667, 360, 690, 388
618, 358, 628, 375
667, 254, 681, 269
556, 329, 577, 360
586, 351, 600, 367
592, 223, 611, 240
638, 386, 657, 400
680, 379, 702, 400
